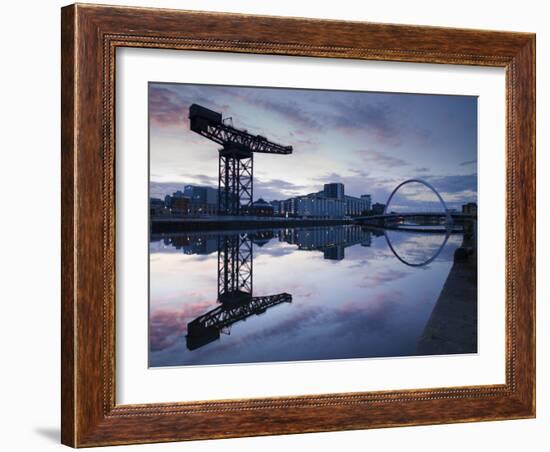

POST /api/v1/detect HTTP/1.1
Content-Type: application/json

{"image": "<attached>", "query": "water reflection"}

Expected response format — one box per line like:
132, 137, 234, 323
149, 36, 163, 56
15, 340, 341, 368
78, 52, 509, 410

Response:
187, 232, 291, 351
149, 224, 475, 367
383, 228, 452, 267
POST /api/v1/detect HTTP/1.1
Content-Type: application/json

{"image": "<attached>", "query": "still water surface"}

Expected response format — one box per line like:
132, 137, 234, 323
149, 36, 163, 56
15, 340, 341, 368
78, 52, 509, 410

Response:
149, 224, 466, 367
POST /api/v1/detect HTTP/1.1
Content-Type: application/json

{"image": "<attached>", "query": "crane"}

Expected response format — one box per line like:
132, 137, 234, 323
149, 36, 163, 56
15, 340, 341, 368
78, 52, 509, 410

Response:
186, 293, 292, 350
185, 232, 292, 350
189, 104, 293, 216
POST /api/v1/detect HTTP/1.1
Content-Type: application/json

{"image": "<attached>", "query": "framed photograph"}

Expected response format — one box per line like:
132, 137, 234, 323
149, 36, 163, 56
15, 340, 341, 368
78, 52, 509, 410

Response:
61, 3, 536, 447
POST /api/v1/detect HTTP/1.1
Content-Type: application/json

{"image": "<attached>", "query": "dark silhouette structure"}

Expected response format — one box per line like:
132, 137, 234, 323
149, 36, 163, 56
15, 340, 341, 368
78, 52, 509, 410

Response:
189, 104, 293, 215
217, 233, 253, 305
186, 233, 291, 350
186, 292, 292, 350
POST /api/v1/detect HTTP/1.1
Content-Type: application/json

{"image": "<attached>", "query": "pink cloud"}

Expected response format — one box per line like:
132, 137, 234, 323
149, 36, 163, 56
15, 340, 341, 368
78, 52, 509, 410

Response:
149, 300, 215, 351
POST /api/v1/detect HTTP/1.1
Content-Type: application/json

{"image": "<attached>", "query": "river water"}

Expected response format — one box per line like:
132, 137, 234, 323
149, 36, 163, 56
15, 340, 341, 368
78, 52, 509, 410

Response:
149, 224, 473, 367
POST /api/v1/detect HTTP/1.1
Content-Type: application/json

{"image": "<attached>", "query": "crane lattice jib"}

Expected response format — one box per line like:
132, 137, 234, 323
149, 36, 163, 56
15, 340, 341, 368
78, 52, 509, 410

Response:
189, 104, 293, 155
188, 293, 292, 334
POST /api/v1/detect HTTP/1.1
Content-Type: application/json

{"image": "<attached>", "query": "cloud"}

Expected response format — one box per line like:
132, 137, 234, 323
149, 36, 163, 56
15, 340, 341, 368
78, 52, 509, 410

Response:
253, 98, 321, 130
416, 167, 430, 173
182, 173, 218, 186
231, 289, 414, 359
425, 173, 478, 195
384, 232, 457, 264
313, 171, 401, 203
254, 178, 311, 200
150, 83, 320, 136
149, 85, 187, 127
460, 159, 477, 166
149, 84, 232, 128
157, 280, 419, 364
323, 99, 397, 143
348, 168, 369, 177
312, 96, 435, 147
359, 269, 408, 287
356, 149, 408, 168
149, 301, 215, 352
149, 181, 187, 199
149, 174, 219, 199
150, 177, 313, 203
253, 242, 297, 259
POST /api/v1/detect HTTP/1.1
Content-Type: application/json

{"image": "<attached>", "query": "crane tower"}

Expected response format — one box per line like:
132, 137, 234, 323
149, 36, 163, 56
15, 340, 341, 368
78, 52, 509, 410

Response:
186, 233, 292, 350
189, 104, 293, 215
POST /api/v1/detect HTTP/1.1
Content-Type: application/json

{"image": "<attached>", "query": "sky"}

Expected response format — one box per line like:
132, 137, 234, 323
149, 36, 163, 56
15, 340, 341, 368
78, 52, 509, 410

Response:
149, 82, 478, 211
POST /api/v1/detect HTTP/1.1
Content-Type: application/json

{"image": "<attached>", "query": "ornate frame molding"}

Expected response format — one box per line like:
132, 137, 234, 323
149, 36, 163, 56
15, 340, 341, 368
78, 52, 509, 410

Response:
61, 4, 535, 447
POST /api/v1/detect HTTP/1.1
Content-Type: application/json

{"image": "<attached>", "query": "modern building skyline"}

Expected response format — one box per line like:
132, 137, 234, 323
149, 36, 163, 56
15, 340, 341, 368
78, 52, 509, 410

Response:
152, 181, 373, 219
152, 182, 479, 220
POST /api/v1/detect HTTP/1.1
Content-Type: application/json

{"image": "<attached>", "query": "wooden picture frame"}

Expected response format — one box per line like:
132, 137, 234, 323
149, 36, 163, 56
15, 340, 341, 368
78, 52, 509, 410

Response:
61, 3, 535, 447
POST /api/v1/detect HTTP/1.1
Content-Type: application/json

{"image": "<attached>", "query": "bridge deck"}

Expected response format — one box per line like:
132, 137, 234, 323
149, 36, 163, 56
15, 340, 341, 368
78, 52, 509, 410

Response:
356, 212, 475, 221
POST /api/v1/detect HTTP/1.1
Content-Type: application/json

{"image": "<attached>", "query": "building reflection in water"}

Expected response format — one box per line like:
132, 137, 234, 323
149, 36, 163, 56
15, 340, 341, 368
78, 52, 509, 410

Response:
154, 225, 377, 260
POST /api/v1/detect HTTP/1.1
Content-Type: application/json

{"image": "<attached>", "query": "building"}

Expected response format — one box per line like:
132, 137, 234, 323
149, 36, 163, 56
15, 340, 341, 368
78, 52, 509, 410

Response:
164, 190, 186, 209
321, 183, 371, 217
168, 234, 218, 255
183, 185, 218, 205
249, 198, 274, 216
462, 202, 478, 215
171, 196, 190, 216
344, 194, 371, 216
280, 194, 346, 218
371, 202, 386, 215
164, 186, 219, 216
323, 182, 344, 199
276, 183, 371, 219
278, 225, 371, 259
149, 197, 168, 217
270, 200, 281, 215
250, 230, 275, 246
361, 194, 372, 206
324, 247, 345, 261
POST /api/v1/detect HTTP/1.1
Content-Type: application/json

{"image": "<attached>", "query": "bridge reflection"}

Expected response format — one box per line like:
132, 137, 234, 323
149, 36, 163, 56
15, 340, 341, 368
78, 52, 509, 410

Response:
383, 227, 452, 267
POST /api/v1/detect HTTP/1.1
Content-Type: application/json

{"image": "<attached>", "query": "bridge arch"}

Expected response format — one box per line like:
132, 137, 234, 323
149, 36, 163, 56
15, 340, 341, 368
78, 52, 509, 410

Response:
384, 179, 452, 224
383, 228, 452, 267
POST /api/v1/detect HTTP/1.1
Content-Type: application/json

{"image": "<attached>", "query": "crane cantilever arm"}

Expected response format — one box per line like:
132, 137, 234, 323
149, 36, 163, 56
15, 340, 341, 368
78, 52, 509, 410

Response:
189, 103, 293, 155
185, 293, 293, 350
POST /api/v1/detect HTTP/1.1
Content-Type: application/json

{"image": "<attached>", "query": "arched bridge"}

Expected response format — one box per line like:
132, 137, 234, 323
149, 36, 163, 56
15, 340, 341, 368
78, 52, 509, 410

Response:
356, 179, 475, 228
354, 179, 477, 266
